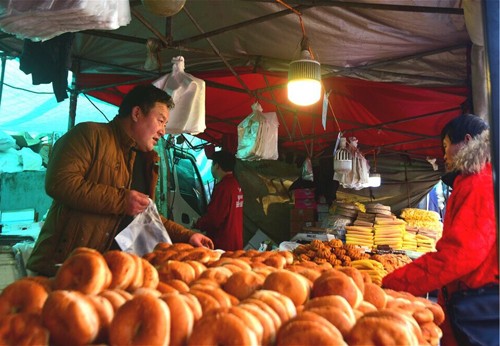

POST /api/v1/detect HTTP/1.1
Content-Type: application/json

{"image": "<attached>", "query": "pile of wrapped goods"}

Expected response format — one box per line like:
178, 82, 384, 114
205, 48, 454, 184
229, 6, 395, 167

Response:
0, 243, 444, 345
400, 208, 443, 253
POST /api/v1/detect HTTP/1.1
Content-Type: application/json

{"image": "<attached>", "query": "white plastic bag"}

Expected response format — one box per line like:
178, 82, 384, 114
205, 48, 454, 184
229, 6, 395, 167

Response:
114, 199, 172, 256
153, 56, 206, 135
236, 102, 279, 160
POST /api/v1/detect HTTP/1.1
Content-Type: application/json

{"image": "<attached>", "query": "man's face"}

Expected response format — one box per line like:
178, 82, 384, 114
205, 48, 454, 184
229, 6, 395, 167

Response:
131, 102, 169, 152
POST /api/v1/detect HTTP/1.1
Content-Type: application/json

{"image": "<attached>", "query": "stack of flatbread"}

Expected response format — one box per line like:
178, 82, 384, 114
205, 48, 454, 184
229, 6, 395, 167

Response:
353, 212, 376, 227
345, 225, 374, 247
401, 229, 418, 251
399, 208, 443, 253
373, 216, 406, 250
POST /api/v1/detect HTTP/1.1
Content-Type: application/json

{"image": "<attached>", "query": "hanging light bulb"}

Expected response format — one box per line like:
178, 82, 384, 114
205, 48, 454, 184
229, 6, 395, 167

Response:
333, 137, 352, 174
288, 37, 321, 106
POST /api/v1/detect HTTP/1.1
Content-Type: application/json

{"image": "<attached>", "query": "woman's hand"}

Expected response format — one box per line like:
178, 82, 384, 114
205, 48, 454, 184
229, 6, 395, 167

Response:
189, 233, 214, 249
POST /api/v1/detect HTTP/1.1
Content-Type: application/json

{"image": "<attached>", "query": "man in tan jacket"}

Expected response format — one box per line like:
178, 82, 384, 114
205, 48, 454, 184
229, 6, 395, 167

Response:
27, 84, 213, 276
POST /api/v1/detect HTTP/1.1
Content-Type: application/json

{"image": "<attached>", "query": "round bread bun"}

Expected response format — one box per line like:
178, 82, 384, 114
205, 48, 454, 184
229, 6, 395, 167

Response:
238, 303, 276, 346
98, 289, 129, 312
54, 251, 111, 295
242, 298, 282, 331
292, 311, 344, 338
126, 253, 144, 291
222, 270, 264, 301
306, 305, 356, 338
179, 293, 203, 321
187, 309, 258, 346
420, 321, 443, 346
189, 286, 233, 309
311, 270, 363, 308
363, 282, 387, 309
0, 312, 49, 345
356, 300, 378, 314
170, 243, 195, 251
262, 270, 310, 307
336, 266, 365, 294
132, 287, 162, 297
263, 254, 287, 269
304, 295, 356, 322
42, 290, 99, 345
109, 294, 170, 346
190, 278, 220, 289
198, 266, 233, 285
176, 247, 212, 263
154, 242, 172, 251
227, 306, 264, 344
103, 250, 136, 290
276, 315, 347, 346
21, 276, 53, 293
209, 257, 252, 271
414, 297, 445, 325
250, 290, 297, 323
160, 293, 195, 346
87, 294, 114, 343
188, 289, 221, 315
0, 279, 49, 316
141, 258, 160, 289
156, 281, 181, 295
184, 260, 207, 279
157, 260, 196, 284
346, 309, 424, 346
163, 279, 190, 293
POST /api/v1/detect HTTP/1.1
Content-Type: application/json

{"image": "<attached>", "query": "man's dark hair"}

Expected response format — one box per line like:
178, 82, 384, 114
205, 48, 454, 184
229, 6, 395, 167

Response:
211, 150, 236, 172
117, 84, 174, 118
440, 113, 489, 144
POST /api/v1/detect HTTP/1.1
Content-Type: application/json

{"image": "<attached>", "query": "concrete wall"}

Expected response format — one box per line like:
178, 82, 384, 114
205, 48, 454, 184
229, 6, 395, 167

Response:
0, 171, 52, 222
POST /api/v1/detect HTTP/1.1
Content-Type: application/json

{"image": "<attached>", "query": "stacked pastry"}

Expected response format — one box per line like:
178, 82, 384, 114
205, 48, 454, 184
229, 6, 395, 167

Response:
345, 225, 374, 248
400, 208, 443, 252
373, 217, 406, 250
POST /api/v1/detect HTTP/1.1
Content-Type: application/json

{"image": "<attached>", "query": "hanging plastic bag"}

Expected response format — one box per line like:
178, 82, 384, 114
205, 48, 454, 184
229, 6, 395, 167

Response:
153, 56, 206, 135
236, 102, 279, 160
302, 157, 314, 182
115, 199, 172, 256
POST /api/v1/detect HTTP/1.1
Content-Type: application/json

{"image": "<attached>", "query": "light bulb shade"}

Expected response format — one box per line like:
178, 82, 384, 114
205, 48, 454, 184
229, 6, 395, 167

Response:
288, 59, 321, 106
368, 173, 381, 187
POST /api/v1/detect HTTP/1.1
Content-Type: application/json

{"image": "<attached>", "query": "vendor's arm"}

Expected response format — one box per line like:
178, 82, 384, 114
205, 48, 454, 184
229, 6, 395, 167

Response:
162, 216, 214, 249
383, 179, 497, 296
45, 123, 129, 215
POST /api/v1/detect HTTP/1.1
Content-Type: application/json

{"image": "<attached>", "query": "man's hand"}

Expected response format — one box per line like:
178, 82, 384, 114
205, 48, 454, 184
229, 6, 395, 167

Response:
125, 190, 149, 216
189, 233, 214, 249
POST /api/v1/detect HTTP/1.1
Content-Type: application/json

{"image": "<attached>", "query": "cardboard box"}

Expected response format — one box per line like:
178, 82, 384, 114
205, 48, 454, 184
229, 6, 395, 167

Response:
293, 188, 315, 200
290, 208, 316, 222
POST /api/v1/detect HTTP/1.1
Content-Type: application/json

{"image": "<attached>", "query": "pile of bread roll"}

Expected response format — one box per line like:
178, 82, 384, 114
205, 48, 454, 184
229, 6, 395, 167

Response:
0, 243, 444, 345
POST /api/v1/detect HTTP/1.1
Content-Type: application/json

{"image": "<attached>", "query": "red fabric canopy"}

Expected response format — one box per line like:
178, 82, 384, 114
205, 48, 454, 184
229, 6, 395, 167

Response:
76, 69, 467, 162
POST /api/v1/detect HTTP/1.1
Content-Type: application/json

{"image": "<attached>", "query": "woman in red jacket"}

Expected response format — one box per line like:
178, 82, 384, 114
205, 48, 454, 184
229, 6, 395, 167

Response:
194, 150, 244, 251
383, 114, 498, 346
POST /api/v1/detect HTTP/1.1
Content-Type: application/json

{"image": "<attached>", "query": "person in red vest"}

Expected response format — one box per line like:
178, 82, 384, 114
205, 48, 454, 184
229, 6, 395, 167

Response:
194, 150, 244, 251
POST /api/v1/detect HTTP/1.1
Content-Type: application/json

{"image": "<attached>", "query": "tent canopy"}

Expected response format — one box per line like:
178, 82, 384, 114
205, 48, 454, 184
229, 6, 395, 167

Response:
0, 0, 475, 168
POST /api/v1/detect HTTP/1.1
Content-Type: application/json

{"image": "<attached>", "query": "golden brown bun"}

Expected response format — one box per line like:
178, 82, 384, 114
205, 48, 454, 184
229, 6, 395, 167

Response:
109, 294, 170, 346
262, 270, 310, 307
363, 282, 387, 309
0, 279, 49, 317
42, 290, 99, 345
311, 270, 363, 308
222, 270, 264, 300
187, 309, 258, 346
